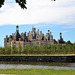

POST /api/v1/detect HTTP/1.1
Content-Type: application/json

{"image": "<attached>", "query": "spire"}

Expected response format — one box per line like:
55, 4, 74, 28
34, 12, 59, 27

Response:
16, 25, 19, 32
60, 32, 62, 38
16, 25, 21, 41
60, 32, 62, 41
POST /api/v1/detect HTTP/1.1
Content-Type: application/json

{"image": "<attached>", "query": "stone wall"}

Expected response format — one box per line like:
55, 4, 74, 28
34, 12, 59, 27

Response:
0, 56, 75, 62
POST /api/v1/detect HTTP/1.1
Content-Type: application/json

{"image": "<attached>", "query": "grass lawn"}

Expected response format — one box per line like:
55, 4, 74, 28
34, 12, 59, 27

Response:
0, 54, 75, 56
0, 69, 75, 75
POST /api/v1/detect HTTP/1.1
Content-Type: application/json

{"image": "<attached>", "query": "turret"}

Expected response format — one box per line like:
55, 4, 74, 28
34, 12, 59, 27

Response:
16, 25, 21, 41
16, 25, 19, 32
60, 32, 62, 40
32, 26, 36, 32
32, 26, 36, 39
50, 32, 53, 40
57, 32, 64, 44
6, 35, 8, 38
37, 29, 39, 35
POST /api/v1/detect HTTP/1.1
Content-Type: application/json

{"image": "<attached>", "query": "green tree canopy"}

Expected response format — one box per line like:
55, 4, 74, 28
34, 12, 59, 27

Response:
18, 44, 22, 53
66, 40, 72, 45
0, 0, 56, 9
0, 0, 27, 9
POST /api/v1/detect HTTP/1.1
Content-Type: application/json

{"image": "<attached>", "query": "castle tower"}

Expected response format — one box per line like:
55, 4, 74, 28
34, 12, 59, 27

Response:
16, 25, 19, 32
37, 29, 39, 35
60, 32, 62, 41
32, 26, 36, 39
36, 29, 39, 40
48, 30, 50, 40
16, 25, 21, 41
57, 32, 64, 44
50, 32, 53, 40
32, 26, 36, 32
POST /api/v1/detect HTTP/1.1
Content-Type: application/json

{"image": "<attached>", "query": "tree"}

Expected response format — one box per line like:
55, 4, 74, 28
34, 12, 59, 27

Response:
0, 47, 5, 54
23, 45, 29, 54
5, 46, 11, 54
73, 42, 75, 53
18, 44, 22, 54
0, 0, 56, 9
11, 45, 18, 54
66, 40, 72, 45
0, 0, 27, 9
57, 44, 62, 51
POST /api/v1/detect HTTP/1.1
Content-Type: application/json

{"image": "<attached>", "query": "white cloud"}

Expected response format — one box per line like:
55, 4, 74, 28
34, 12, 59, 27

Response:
0, 0, 75, 27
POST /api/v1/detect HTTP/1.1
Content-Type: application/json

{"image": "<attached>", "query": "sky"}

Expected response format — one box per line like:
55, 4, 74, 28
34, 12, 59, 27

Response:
0, 0, 75, 47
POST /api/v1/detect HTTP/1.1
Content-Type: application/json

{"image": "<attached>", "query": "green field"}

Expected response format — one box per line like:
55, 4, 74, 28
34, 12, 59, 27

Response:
0, 69, 75, 75
0, 53, 75, 56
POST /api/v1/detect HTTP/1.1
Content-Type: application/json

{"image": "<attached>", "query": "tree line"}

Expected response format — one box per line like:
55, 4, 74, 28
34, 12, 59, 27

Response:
0, 42, 75, 54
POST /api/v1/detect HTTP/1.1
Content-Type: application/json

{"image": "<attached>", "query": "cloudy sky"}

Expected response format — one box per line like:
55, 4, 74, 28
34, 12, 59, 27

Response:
0, 0, 75, 47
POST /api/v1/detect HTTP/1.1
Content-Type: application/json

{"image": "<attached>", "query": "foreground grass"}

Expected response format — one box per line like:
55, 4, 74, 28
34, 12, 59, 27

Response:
0, 69, 75, 75
0, 54, 75, 56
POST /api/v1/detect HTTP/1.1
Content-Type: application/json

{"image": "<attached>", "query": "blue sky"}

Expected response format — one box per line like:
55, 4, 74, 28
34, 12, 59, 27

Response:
0, 0, 75, 47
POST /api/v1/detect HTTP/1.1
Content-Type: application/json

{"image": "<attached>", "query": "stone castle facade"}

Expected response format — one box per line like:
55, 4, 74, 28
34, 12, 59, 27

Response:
4, 26, 64, 49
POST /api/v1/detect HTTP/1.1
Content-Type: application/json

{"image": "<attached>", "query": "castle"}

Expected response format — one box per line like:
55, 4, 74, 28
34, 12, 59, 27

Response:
4, 26, 65, 49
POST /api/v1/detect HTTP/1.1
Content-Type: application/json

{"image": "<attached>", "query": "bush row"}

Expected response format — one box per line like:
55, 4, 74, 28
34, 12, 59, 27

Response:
0, 43, 75, 54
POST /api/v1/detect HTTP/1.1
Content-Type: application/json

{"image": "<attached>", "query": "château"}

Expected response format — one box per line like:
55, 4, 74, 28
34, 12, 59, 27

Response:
4, 26, 65, 49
